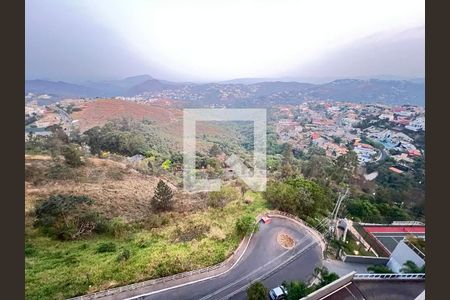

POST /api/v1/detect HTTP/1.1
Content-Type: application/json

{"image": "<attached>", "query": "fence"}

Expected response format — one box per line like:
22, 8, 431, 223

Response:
354, 273, 425, 280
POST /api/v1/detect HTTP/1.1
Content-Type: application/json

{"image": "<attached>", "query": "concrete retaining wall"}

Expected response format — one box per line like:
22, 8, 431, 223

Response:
300, 271, 356, 300
341, 252, 389, 265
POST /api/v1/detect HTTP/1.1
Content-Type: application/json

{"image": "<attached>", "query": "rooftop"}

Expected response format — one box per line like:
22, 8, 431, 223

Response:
363, 225, 425, 253
302, 272, 425, 300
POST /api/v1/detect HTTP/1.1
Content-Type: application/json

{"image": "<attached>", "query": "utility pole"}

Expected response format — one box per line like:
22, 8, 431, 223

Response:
329, 187, 350, 238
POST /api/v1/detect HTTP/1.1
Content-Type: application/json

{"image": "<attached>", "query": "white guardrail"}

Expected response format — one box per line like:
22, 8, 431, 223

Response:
354, 273, 425, 280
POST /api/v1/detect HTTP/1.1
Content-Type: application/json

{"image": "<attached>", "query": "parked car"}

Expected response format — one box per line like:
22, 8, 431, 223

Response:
269, 286, 288, 300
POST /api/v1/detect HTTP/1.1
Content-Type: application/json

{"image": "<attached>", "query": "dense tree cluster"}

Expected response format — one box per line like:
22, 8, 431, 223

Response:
264, 177, 333, 222
346, 198, 411, 223
83, 118, 174, 157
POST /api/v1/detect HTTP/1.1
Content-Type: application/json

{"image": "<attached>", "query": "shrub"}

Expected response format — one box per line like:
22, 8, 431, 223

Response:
75, 212, 109, 239
106, 166, 125, 180
47, 163, 78, 180
247, 281, 268, 300
105, 218, 130, 238
135, 237, 151, 248
235, 215, 256, 237
207, 186, 240, 208
172, 223, 210, 242
142, 214, 170, 229
285, 280, 311, 300
62, 144, 83, 167
34, 194, 105, 240
25, 164, 46, 185
25, 243, 36, 256
400, 260, 425, 273
116, 249, 131, 262
154, 256, 186, 277
367, 265, 394, 274
96, 242, 117, 253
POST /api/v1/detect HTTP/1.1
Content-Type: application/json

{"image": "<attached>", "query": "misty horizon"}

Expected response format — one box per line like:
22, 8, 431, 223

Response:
26, 0, 424, 83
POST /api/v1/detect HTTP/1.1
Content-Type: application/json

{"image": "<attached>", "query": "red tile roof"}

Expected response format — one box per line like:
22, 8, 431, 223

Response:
364, 226, 425, 234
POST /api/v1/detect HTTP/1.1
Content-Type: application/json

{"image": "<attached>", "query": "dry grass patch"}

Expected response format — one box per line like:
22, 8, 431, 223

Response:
277, 232, 295, 249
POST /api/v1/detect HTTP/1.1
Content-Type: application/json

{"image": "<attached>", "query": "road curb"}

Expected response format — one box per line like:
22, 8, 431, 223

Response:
265, 210, 327, 254
69, 229, 252, 300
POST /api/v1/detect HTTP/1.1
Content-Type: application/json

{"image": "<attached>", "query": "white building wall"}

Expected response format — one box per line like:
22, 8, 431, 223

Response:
387, 240, 425, 273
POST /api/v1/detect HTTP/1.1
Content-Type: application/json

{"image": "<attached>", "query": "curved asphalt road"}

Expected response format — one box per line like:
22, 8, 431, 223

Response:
128, 217, 323, 300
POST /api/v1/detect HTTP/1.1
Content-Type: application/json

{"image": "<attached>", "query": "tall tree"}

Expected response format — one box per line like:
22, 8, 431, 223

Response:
281, 143, 295, 178
151, 180, 174, 211
84, 126, 103, 156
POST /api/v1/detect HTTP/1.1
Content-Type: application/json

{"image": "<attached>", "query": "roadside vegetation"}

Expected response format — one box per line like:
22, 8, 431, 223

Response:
247, 267, 340, 300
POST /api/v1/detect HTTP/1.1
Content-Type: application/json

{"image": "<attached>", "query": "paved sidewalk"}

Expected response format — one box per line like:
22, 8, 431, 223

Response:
323, 259, 373, 277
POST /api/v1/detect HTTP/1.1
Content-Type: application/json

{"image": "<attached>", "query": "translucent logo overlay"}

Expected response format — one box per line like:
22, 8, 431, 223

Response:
183, 109, 267, 192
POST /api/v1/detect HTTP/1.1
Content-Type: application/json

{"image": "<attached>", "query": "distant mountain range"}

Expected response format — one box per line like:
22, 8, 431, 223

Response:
25, 75, 425, 106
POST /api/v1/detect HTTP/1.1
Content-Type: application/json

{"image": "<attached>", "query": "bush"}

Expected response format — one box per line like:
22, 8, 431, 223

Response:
142, 214, 170, 229
33, 194, 106, 240
25, 242, 36, 256
154, 255, 187, 277
314, 267, 340, 288
172, 223, 210, 242
116, 249, 131, 262
285, 281, 311, 300
47, 163, 78, 180
25, 164, 46, 185
135, 237, 151, 248
105, 218, 130, 238
96, 242, 117, 253
235, 215, 256, 237
367, 265, 394, 274
62, 144, 83, 167
247, 281, 268, 300
106, 166, 125, 180
207, 186, 240, 208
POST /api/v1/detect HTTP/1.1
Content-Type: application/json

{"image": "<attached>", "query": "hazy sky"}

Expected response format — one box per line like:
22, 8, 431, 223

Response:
26, 0, 425, 82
